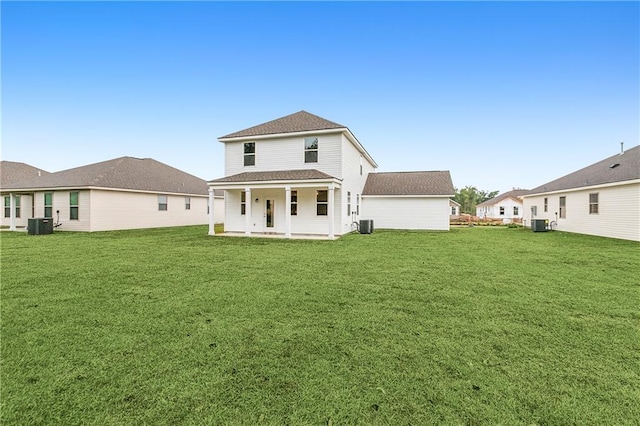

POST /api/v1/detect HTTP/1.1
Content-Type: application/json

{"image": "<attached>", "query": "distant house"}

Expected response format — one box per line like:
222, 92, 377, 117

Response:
362, 172, 454, 230
522, 145, 639, 241
476, 189, 529, 222
450, 199, 461, 216
1, 157, 224, 232
207, 111, 454, 238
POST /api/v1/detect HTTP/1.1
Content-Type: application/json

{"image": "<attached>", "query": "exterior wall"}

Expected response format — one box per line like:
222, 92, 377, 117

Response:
477, 198, 524, 221
340, 134, 376, 234
522, 182, 640, 241
223, 188, 342, 236
88, 190, 209, 232
31, 190, 91, 231
225, 133, 343, 178
1, 193, 33, 228
361, 196, 451, 230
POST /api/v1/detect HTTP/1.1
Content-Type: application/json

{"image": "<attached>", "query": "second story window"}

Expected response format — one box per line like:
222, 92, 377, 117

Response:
244, 143, 255, 166
305, 137, 318, 163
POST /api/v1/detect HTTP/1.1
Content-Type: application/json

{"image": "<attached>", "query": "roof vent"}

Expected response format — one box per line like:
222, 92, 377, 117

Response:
609, 163, 620, 169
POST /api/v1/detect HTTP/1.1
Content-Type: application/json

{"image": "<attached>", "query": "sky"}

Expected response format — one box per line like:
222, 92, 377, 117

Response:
2, 1, 638, 194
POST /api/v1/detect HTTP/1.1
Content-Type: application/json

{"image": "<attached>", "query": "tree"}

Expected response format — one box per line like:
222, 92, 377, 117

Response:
453, 186, 499, 215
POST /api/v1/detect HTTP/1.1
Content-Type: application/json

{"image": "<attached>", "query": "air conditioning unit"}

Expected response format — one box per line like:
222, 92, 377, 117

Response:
28, 218, 54, 235
359, 219, 374, 234
532, 219, 548, 232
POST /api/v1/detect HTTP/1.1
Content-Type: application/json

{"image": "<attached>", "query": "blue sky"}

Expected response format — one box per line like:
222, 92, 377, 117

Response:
2, 1, 638, 193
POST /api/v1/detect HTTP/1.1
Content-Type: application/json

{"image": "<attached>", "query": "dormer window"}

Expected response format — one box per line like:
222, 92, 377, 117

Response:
305, 137, 318, 163
244, 143, 255, 166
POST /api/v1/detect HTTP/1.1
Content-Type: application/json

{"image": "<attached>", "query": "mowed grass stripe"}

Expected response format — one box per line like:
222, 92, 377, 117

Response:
1, 226, 638, 425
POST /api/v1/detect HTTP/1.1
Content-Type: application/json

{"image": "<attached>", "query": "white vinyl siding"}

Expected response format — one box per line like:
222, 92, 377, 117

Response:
225, 133, 342, 178
89, 190, 209, 232
522, 182, 640, 241
362, 197, 450, 230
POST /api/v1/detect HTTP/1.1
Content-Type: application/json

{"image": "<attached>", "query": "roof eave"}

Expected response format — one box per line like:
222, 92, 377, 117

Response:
523, 178, 640, 197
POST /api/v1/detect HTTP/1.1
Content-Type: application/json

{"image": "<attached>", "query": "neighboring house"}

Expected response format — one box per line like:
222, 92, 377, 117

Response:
0, 161, 50, 228
207, 110, 454, 238
476, 189, 529, 222
450, 199, 461, 216
522, 145, 640, 242
1, 157, 224, 232
362, 172, 454, 230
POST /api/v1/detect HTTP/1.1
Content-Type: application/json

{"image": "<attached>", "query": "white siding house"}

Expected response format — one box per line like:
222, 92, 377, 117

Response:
1, 157, 223, 232
208, 111, 454, 238
209, 111, 377, 238
476, 189, 529, 222
522, 145, 640, 241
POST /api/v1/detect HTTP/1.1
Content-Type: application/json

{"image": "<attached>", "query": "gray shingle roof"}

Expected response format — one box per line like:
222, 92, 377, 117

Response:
527, 145, 640, 195
1, 157, 216, 196
362, 171, 455, 196
221, 111, 345, 139
209, 169, 337, 183
477, 189, 530, 207
1, 161, 50, 188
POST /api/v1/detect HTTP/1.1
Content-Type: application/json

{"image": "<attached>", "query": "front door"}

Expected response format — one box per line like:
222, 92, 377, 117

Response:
265, 199, 275, 229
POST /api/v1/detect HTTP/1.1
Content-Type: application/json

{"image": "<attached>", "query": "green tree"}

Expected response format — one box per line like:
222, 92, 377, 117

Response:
453, 186, 499, 215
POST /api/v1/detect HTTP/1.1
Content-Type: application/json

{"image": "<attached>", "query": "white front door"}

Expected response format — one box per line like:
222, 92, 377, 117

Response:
265, 199, 275, 229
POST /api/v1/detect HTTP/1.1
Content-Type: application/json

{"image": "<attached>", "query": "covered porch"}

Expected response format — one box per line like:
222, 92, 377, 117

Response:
207, 170, 342, 239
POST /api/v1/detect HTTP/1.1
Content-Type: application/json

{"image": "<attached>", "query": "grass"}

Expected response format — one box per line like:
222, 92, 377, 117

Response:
1, 226, 638, 425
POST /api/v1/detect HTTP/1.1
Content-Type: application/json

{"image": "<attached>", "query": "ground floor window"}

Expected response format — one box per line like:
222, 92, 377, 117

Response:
185, 196, 191, 210
44, 192, 53, 217
241, 191, 246, 215
356, 194, 360, 215
291, 190, 297, 215
589, 193, 598, 214
513, 206, 519, 215
499, 206, 505, 215
70, 192, 79, 220
559, 196, 566, 218
3, 197, 9, 218
347, 191, 351, 217
451, 206, 456, 215
158, 195, 168, 211
544, 197, 548, 212
316, 190, 328, 215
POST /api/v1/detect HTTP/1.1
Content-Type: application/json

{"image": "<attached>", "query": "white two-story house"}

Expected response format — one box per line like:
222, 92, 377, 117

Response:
207, 111, 455, 239
207, 111, 377, 238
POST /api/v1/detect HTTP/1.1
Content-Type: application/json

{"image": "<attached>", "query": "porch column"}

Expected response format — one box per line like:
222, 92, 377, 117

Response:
245, 187, 252, 236
208, 188, 215, 235
328, 185, 335, 239
9, 193, 16, 231
284, 186, 291, 238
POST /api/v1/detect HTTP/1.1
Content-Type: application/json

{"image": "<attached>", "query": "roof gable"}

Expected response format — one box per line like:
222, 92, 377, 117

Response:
1, 161, 50, 188
362, 171, 455, 196
477, 189, 530, 207
220, 110, 345, 139
2, 157, 212, 196
527, 145, 640, 195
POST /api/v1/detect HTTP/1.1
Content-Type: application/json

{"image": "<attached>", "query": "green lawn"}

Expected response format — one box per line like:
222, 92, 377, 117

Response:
1, 226, 638, 425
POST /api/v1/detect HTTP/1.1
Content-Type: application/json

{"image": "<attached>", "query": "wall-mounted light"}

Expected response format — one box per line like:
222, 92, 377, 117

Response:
255, 198, 259, 202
